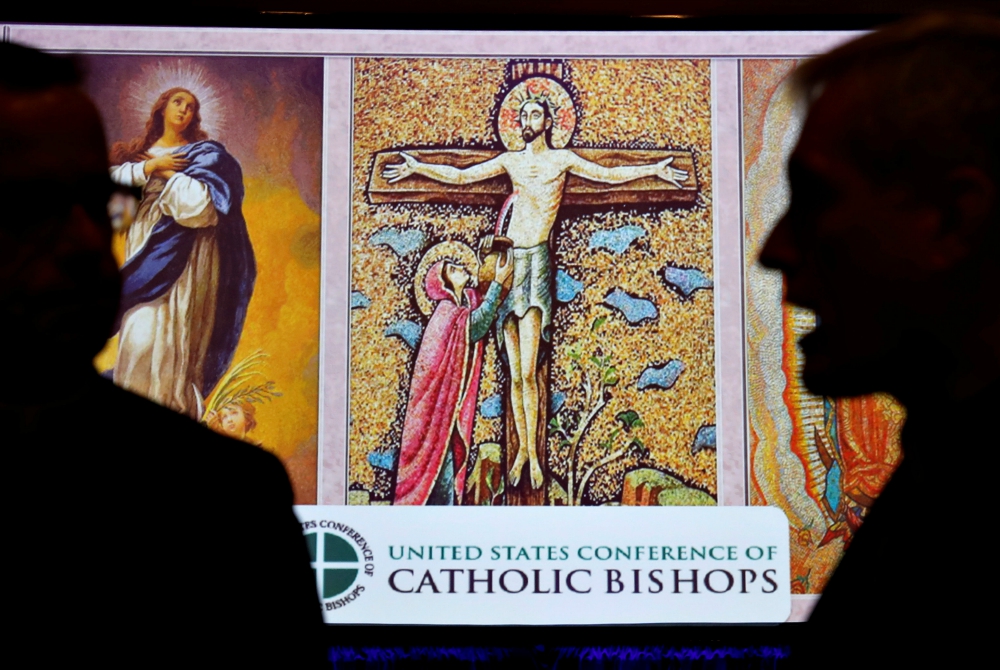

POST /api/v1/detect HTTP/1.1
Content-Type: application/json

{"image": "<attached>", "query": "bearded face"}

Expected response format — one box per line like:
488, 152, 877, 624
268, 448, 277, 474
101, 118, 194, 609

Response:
519, 100, 550, 144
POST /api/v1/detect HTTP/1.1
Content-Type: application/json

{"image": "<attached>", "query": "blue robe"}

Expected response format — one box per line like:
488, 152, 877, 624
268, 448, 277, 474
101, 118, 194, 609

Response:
113, 140, 256, 398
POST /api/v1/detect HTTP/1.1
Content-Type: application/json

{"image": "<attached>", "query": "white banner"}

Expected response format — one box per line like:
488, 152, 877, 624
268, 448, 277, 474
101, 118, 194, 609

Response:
295, 506, 791, 624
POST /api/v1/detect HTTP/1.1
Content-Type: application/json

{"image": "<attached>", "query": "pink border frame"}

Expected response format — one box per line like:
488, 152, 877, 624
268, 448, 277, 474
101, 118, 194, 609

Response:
9, 25, 857, 58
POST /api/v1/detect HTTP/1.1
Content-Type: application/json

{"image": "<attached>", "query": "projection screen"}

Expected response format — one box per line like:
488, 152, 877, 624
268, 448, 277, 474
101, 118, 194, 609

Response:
7, 22, 899, 625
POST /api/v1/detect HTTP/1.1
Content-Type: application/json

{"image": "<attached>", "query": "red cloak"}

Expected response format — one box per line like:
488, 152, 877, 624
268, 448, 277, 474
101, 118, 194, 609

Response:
393, 261, 485, 505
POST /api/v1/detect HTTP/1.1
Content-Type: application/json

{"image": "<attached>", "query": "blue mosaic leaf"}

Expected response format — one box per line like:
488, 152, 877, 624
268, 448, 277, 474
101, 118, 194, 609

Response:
550, 391, 566, 414
637, 360, 684, 391
480, 394, 503, 418
589, 225, 647, 255
603, 288, 658, 325
555, 269, 584, 302
351, 291, 371, 309
385, 320, 423, 349
692, 425, 717, 454
370, 227, 428, 257
367, 450, 397, 470
662, 263, 713, 301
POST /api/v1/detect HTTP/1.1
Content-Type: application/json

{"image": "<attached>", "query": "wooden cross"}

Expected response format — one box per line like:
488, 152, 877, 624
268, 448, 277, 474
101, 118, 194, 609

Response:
367, 147, 699, 506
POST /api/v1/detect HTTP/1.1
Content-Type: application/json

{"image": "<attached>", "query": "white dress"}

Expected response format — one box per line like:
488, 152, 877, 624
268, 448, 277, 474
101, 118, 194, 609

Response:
110, 146, 220, 418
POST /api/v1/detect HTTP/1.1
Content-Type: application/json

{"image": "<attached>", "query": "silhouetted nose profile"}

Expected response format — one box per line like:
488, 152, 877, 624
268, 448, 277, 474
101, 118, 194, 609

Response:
757, 14, 1000, 670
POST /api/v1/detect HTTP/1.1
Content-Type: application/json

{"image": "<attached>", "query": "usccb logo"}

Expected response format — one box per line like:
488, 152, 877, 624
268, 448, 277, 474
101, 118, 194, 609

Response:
303, 520, 375, 611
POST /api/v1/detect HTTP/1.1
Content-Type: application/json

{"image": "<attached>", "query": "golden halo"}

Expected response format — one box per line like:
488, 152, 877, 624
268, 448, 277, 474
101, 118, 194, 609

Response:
414, 242, 480, 316
497, 77, 576, 150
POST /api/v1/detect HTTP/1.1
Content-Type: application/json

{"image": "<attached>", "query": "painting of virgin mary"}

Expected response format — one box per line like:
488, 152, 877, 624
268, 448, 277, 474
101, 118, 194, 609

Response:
109, 87, 255, 418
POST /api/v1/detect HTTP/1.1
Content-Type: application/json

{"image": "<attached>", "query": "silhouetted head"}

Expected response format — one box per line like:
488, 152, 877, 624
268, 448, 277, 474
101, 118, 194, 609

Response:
759, 14, 1000, 405
0, 43, 120, 386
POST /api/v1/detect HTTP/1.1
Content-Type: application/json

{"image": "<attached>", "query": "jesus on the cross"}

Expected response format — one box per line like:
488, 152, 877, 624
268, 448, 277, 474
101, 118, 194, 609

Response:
383, 89, 689, 491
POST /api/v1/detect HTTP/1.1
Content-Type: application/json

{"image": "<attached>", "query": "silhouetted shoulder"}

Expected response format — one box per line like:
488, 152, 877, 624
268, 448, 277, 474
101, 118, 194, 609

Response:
82, 375, 292, 503
5, 374, 324, 666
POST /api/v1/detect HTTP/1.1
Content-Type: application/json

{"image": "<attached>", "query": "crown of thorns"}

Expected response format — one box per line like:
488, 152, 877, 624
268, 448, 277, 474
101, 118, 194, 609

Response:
516, 90, 560, 116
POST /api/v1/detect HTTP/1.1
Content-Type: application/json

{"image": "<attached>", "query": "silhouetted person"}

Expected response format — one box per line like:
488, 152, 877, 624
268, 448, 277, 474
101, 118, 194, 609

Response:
760, 15, 1000, 668
0, 44, 326, 666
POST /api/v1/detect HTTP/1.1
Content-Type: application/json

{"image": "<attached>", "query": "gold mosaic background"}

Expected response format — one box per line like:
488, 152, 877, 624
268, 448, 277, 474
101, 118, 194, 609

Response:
350, 58, 715, 504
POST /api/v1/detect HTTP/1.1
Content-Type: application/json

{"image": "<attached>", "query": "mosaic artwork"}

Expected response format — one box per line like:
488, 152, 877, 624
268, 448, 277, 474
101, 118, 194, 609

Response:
742, 59, 905, 593
350, 58, 717, 507
86, 55, 324, 503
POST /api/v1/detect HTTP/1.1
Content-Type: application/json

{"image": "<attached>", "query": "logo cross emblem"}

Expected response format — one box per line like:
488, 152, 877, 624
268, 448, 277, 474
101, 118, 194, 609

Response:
305, 531, 359, 599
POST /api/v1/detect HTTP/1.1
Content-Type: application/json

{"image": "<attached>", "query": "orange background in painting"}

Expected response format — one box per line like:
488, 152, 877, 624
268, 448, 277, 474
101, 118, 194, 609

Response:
87, 56, 323, 503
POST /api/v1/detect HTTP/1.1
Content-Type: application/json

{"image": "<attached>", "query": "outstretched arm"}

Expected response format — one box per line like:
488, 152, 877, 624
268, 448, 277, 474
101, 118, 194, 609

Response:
382, 151, 506, 185
566, 153, 689, 189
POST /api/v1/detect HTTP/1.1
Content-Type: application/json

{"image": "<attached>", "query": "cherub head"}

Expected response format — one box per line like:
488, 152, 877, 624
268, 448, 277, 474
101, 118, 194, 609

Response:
206, 399, 258, 440
199, 351, 279, 442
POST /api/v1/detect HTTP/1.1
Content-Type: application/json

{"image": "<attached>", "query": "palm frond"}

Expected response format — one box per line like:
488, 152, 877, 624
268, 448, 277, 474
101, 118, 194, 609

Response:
205, 350, 276, 415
